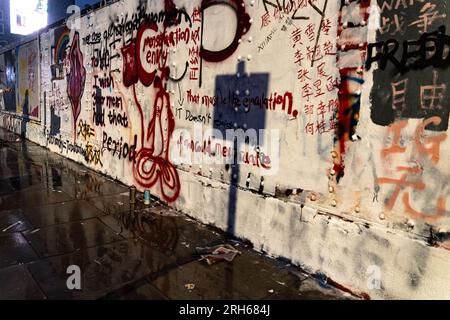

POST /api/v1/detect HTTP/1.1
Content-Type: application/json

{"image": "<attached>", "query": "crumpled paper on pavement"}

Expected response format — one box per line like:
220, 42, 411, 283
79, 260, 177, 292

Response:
184, 283, 195, 290
196, 244, 241, 265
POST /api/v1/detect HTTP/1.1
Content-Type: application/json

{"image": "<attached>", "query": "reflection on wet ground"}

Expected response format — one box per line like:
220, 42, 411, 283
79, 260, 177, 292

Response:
0, 129, 353, 300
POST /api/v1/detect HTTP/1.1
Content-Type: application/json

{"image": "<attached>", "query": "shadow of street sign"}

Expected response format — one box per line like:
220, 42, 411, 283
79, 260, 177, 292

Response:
213, 61, 269, 234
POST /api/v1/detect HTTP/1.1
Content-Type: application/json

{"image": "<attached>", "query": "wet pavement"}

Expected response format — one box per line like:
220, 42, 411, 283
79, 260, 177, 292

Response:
0, 128, 354, 300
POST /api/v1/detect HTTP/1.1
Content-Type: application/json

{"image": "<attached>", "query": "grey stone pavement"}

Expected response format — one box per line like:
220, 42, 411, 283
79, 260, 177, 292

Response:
0, 128, 355, 300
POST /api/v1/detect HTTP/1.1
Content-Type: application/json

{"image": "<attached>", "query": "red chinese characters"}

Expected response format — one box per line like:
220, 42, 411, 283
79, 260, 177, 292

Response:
378, 117, 447, 222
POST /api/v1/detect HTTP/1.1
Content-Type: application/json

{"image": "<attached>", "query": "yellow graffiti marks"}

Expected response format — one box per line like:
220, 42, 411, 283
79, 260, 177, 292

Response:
77, 119, 95, 140
84, 142, 103, 167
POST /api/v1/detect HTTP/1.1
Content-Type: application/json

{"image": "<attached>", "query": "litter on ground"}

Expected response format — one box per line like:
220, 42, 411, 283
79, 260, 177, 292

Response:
196, 244, 241, 265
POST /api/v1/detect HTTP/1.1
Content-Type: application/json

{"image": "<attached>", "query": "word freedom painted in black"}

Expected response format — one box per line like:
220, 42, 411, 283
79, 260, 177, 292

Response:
366, 25, 450, 74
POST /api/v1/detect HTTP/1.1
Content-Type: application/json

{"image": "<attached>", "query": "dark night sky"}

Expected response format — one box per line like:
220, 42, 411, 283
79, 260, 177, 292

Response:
75, 0, 99, 9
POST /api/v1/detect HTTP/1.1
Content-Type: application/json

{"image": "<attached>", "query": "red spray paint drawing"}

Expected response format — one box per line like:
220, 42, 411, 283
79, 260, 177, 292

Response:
121, 0, 250, 201
332, 1, 371, 181
200, 0, 250, 62
67, 32, 86, 139
133, 71, 180, 202
378, 116, 447, 222
122, 21, 180, 202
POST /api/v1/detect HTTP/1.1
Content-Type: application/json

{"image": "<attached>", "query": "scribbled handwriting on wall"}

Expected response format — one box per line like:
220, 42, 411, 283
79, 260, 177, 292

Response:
117, 0, 252, 202
366, 25, 450, 74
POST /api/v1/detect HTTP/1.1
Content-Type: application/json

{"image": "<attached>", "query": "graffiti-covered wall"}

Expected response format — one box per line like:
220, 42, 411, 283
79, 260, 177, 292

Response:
1, 0, 449, 299
0, 49, 17, 113
16, 40, 41, 120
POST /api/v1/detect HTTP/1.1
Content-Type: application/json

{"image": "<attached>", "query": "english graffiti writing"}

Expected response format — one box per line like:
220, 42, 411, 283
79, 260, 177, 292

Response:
366, 26, 450, 74
102, 132, 137, 162
108, 109, 128, 128
105, 7, 192, 41
186, 89, 297, 117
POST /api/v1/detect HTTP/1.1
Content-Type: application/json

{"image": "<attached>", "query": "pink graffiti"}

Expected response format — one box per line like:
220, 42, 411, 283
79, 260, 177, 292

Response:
67, 32, 86, 139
